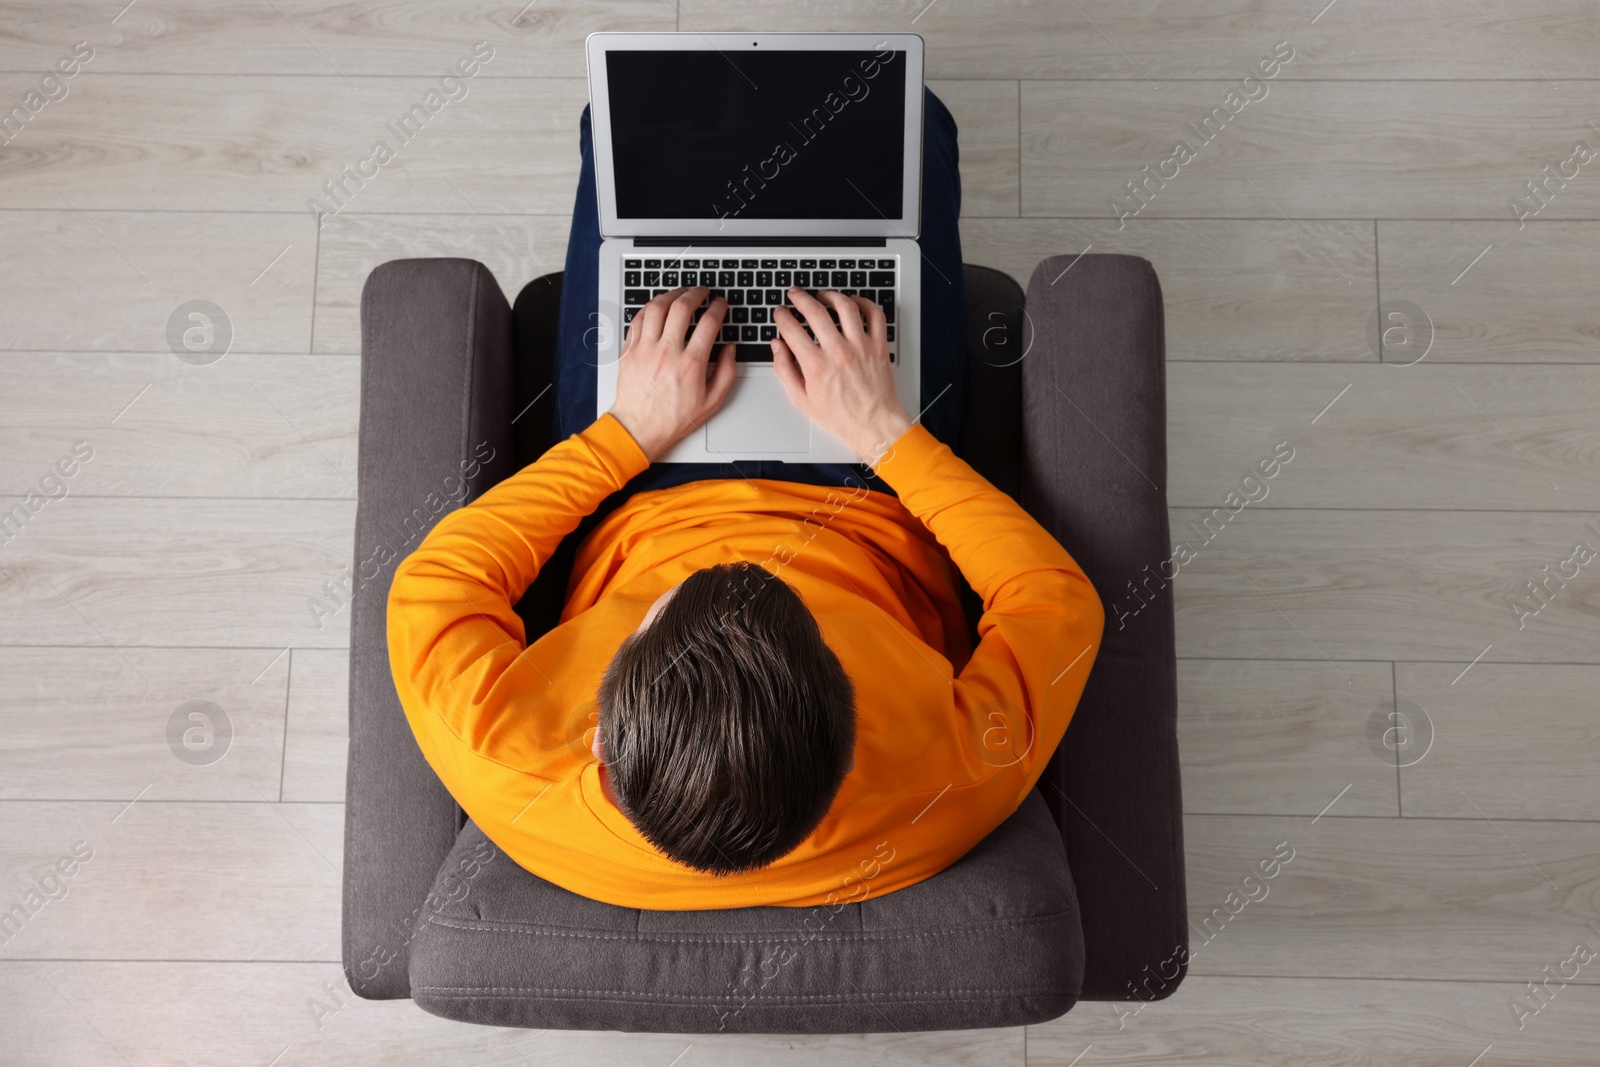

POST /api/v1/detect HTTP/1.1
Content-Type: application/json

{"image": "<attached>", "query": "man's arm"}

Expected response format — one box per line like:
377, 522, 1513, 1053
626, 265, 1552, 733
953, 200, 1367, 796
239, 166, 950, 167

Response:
386, 412, 649, 764
772, 285, 1105, 799
874, 423, 1105, 798
389, 285, 739, 775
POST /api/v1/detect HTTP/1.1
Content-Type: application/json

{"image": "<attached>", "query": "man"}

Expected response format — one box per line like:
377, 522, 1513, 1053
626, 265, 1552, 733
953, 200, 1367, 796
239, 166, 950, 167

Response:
386, 90, 1104, 910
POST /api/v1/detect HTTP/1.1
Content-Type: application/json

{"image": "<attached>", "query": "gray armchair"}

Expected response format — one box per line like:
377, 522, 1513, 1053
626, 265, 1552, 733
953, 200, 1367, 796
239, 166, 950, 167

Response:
342, 255, 1185, 1032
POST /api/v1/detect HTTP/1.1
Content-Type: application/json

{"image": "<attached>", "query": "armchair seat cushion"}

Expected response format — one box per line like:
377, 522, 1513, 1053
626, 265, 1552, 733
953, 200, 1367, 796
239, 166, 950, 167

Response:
407, 790, 1083, 1034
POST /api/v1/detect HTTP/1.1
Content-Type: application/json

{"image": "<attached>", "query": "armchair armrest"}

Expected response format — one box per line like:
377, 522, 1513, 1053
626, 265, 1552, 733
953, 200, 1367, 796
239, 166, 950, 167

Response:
1019, 254, 1188, 1002
343, 258, 516, 998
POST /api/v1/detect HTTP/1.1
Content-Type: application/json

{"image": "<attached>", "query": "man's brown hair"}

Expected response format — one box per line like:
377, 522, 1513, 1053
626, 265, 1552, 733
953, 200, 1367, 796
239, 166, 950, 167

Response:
596, 561, 856, 874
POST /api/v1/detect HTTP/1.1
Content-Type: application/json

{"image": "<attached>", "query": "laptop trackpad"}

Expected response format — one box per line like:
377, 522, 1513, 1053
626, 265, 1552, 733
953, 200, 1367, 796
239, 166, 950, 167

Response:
706, 377, 812, 453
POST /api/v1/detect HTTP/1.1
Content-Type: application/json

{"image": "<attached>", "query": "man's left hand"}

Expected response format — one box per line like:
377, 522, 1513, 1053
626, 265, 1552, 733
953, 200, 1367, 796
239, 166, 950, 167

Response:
607, 285, 738, 461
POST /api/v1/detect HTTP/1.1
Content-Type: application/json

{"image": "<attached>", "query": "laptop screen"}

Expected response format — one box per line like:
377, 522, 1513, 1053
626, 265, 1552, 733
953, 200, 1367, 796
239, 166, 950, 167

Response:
605, 49, 908, 222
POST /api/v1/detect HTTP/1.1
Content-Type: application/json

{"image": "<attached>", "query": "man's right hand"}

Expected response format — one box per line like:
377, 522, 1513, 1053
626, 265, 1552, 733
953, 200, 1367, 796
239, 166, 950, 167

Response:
770, 286, 914, 467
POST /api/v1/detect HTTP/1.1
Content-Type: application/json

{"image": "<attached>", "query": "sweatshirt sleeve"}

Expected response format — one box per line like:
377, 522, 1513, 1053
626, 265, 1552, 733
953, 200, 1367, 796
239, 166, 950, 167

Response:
386, 414, 650, 773
872, 423, 1106, 803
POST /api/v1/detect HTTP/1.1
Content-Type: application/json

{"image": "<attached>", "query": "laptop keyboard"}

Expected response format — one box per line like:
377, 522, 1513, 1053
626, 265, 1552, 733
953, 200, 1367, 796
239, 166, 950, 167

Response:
621, 255, 898, 364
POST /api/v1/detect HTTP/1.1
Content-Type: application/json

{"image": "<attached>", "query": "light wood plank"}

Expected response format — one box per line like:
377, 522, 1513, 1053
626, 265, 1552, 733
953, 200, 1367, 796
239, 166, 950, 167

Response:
1380, 221, 1600, 363
1028, 975, 1600, 1067
1169, 509, 1600, 663
0, 0, 674, 78
680, 0, 1600, 81
1022, 80, 1600, 219
0, 801, 341, 960
1167, 363, 1600, 509
0, 353, 357, 497
0, 959, 1023, 1067
312, 212, 572, 353
282, 649, 348, 804
927, 79, 1018, 217
963, 218, 1376, 360
1177, 660, 1396, 816
0, 211, 315, 353
0, 75, 588, 214
0, 498, 353, 648
7, 1, 1598, 80
1180, 814, 1600, 981
1398, 662, 1600, 821
0, 647, 289, 801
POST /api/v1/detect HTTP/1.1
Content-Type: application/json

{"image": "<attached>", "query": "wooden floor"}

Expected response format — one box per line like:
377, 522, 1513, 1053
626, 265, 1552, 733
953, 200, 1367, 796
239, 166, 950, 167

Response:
2, 2, 1597, 1064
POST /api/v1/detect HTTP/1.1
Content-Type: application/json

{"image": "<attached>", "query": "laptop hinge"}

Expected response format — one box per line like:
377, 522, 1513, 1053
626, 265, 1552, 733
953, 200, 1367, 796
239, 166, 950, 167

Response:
631, 236, 889, 248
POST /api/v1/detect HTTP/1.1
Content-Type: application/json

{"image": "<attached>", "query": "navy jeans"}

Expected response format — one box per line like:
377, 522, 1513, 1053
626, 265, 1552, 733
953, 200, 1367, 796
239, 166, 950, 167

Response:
552, 86, 967, 530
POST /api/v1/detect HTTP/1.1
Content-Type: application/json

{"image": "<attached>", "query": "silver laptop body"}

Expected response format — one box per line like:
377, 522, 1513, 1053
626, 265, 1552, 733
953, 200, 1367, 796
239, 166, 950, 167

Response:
585, 32, 926, 463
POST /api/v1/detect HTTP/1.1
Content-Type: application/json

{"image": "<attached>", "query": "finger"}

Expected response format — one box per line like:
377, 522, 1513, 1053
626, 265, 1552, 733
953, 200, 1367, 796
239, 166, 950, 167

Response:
853, 295, 888, 350
772, 305, 821, 370
663, 286, 707, 347
786, 286, 838, 347
686, 293, 726, 355
704, 340, 739, 412
637, 286, 690, 341
817, 290, 865, 344
770, 336, 809, 407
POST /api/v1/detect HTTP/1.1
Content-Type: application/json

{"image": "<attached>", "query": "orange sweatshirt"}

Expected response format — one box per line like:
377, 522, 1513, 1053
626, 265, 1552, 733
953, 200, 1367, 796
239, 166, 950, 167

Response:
387, 413, 1104, 910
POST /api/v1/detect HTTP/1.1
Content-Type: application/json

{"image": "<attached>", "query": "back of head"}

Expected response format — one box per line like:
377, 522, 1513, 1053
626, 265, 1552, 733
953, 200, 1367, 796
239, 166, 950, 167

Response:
596, 561, 856, 874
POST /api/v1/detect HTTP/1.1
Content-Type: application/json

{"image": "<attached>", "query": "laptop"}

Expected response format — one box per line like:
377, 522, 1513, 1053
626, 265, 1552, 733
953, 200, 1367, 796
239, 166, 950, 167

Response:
585, 32, 925, 463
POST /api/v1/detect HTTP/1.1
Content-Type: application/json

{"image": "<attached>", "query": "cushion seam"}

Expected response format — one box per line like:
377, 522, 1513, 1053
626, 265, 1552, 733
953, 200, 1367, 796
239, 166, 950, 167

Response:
412, 984, 1077, 1001
418, 910, 1076, 941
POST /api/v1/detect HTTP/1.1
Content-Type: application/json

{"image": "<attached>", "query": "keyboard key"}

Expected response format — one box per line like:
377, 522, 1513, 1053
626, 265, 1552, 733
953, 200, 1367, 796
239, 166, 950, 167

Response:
727, 289, 745, 305
652, 289, 668, 299
774, 270, 791, 287
719, 271, 735, 287
793, 270, 809, 287
624, 271, 640, 286
870, 271, 895, 287
737, 271, 754, 287
709, 288, 726, 301
741, 258, 758, 268
887, 326, 895, 341
819, 259, 837, 269
780, 259, 797, 268
644, 259, 661, 268
760, 259, 777, 268
878, 259, 895, 269
842, 289, 857, 298
721, 324, 737, 342
662, 271, 679, 286
839, 259, 856, 268
643, 271, 660, 287
750, 307, 768, 323
735, 344, 773, 363
730, 307, 749, 323
624, 307, 639, 323
799, 258, 817, 268
741, 325, 759, 341
759, 289, 775, 305
625, 258, 641, 268
756, 270, 772, 287
880, 293, 895, 321
760, 325, 777, 341
850, 271, 867, 287
624, 289, 649, 304
831, 271, 848, 287
683, 259, 700, 268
